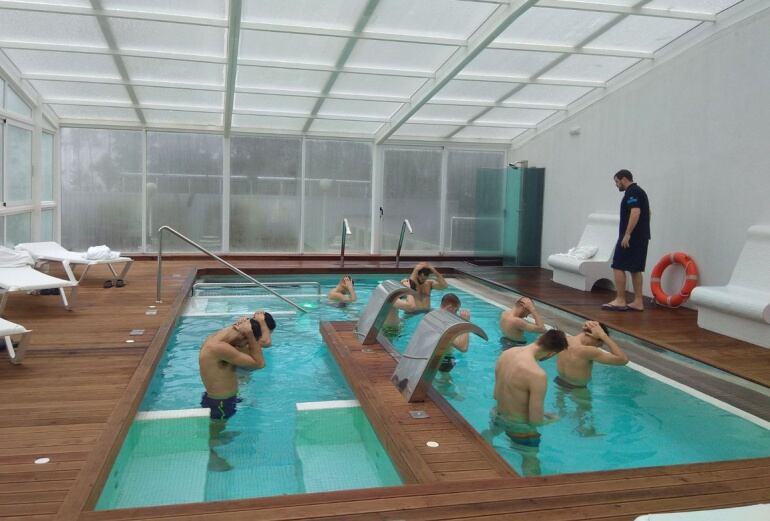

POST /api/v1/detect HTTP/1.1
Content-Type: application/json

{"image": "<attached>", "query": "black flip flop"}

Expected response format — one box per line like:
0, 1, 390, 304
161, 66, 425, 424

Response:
103, 280, 114, 288
115, 279, 126, 288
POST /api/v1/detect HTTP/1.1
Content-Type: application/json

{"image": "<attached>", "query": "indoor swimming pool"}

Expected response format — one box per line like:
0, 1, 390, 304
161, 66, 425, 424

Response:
97, 274, 770, 509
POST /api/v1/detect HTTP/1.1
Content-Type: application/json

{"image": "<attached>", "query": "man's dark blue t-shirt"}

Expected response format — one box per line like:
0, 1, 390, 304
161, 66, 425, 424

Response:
619, 183, 650, 240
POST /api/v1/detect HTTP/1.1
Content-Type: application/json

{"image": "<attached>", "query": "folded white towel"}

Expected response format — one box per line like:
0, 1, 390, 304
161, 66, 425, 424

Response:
0, 246, 35, 267
565, 245, 598, 260
86, 245, 121, 260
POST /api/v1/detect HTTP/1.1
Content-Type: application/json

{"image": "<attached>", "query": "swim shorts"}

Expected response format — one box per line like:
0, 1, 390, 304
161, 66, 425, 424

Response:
438, 354, 456, 373
201, 392, 238, 420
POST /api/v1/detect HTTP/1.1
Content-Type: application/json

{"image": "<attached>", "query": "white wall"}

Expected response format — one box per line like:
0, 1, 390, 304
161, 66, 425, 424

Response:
514, 9, 770, 296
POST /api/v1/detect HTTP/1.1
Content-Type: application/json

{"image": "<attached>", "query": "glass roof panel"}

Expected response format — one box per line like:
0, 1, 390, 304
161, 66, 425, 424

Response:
645, 1, 741, 15
30, 80, 131, 103
15, 0, 91, 6
433, 80, 521, 102
366, 0, 497, 40
107, 18, 226, 57
239, 30, 347, 66
475, 107, 556, 126
4, 50, 120, 78
453, 126, 527, 140
411, 105, 484, 123
331, 73, 425, 99
134, 86, 223, 108
318, 99, 402, 119
585, 15, 699, 53
234, 93, 316, 114
463, 49, 559, 78
232, 114, 306, 131
122, 57, 225, 86
101, 0, 227, 19
242, 0, 368, 31
495, 7, 618, 47
0, 10, 105, 46
143, 109, 222, 126
540, 55, 639, 83
347, 40, 457, 73
392, 123, 459, 138
309, 119, 383, 134
566, 0, 639, 6
236, 66, 331, 92
432, 80, 520, 102
50, 104, 139, 121
504, 84, 593, 106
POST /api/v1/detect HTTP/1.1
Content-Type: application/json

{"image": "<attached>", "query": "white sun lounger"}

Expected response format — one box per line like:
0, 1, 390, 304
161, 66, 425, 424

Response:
16, 242, 133, 284
0, 318, 31, 364
635, 503, 770, 520
0, 265, 78, 315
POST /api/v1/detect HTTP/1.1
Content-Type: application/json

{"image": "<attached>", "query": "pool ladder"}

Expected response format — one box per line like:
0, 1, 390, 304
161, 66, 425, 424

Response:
395, 219, 413, 268
154, 225, 307, 313
340, 218, 352, 267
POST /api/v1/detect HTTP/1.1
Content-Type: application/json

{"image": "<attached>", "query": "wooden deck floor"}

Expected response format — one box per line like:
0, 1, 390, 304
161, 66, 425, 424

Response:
0, 259, 768, 521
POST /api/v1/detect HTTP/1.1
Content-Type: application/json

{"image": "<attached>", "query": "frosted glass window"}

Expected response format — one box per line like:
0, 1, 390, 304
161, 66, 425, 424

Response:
382, 147, 441, 252
0, 217, 3, 245
505, 85, 593, 106
31, 80, 132, 104
0, 11, 105, 47
60, 128, 142, 251
6, 87, 32, 118
0, 77, 4, 107
496, 8, 617, 47
411, 105, 483, 123
236, 66, 331, 92
142, 110, 222, 126
231, 114, 306, 131
135, 87, 223, 108
585, 16, 699, 54
41, 209, 55, 241
445, 150, 505, 253
303, 140, 372, 253
318, 99, 402, 119
122, 57, 225, 86
5, 213, 31, 248
309, 120, 383, 134
146, 132, 223, 252
239, 31, 347, 66
230, 136, 301, 252
367, 0, 496, 40
5, 125, 32, 203
463, 50, 558, 78
392, 124, 459, 138
434, 80, 521, 103
541, 55, 639, 83
108, 18, 226, 57
242, 0, 367, 30
347, 40, 456, 73
476, 108, 556, 126
234, 93, 316, 114
453, 126, 528, 140
50, 105, 139, 122
4, 50, 121, 79
42, 133, 55, 202
331, 74, 425, 99
101, 0, 227, 19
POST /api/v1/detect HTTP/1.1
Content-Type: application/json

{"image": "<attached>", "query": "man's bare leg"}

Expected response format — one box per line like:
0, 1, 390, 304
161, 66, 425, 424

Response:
605, 269, 628, 307
628, 272, 644, 310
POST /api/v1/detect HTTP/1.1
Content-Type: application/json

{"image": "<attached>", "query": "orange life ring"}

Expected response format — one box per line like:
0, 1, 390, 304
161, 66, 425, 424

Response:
650, 252, 699, 308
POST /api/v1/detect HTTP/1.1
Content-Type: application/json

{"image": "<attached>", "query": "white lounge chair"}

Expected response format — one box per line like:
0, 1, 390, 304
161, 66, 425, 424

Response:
547, 213, 620, 291
0, 318, 31, 364
635, 502, 770, 520
0, 265, 78, 315
690, 225, 770, 349
16, 242, 133, 284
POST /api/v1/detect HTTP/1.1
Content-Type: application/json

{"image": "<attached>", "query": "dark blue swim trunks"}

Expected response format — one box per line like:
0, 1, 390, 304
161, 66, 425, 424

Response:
438, 354, 456, 373
500, 336, 528, 350
201, 392, 238, 420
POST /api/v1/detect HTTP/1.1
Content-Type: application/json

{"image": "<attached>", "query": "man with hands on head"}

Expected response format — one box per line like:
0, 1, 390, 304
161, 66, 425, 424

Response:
402, 261, 448, 312
499, 297, 546, 347
199, 311, 276, 420
328, 275, 357, 304
556, 320, 629, 389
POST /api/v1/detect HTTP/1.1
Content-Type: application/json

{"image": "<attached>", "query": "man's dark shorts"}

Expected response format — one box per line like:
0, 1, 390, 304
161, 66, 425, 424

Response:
438, 354, 456, 373
201, 392, 238, 420
611, 237, 649, 272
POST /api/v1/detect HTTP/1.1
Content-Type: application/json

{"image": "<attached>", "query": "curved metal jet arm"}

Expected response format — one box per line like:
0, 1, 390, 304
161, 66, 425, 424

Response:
355, 280, 416, 344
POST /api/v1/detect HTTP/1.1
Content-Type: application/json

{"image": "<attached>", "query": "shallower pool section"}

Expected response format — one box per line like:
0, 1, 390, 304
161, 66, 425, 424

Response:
97, 275, 400, 510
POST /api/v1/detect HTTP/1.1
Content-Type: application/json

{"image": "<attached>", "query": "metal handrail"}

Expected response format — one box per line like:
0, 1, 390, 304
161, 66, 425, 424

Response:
340, 218, 352, 267
193, 281, 321, 298
155, 226, 307, 313
395, 219, 413, 268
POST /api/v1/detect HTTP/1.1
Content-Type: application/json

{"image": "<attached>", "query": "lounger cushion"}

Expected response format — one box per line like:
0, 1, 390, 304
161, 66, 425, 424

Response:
0, 266, 78, 291
0, 318, 27, 336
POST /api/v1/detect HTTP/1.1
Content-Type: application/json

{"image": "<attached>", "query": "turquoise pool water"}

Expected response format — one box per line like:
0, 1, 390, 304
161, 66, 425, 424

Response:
98, 274, 770, 509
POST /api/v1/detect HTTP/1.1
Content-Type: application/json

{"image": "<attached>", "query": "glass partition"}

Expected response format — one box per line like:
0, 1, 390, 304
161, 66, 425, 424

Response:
41, 208, 54, 241
5, 211, 31, 247
230, 135, 301, 252
41, 132, 55, 202
5, 124, 32, 204
6, 86, 32, 118
60, 128, 143, 251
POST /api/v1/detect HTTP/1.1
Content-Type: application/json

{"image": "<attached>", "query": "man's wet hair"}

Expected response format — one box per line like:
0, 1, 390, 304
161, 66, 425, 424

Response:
536, 329, 568, 352
417, 267, 431, 277
614, 169, 633, 182
344, 275, 354, 285
441, 293, 461, 309
408, 279, 417, 290
250, 312, 276, 340
598, 322, 609, 336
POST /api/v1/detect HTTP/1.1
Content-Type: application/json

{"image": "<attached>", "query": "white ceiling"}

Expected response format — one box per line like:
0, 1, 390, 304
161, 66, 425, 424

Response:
0, 0, 747, 143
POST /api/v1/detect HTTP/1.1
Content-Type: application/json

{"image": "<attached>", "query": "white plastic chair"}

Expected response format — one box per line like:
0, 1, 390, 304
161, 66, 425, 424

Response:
0, 265, 78, 315
16, 242, 133, 284
1, 318, 31, 364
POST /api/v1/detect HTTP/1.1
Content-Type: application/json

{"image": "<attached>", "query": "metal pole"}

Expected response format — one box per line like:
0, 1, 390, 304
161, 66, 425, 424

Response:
395, 219, 413, 269
155, 229, 164, 303
154, 226, 307, 313
340, 218, 351, 267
